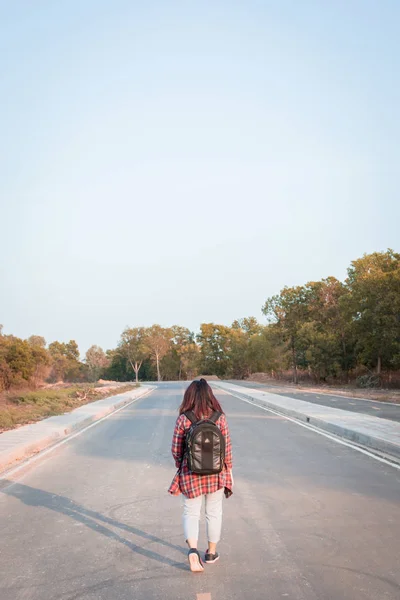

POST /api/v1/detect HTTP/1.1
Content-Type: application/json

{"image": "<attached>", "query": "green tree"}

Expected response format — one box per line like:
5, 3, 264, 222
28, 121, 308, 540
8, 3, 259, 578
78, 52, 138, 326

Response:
146, 325, 172, 381
28, 335, 46, 348
0, 335, 13, 390
120, 327, 148, 383
26, 335, 50, 385
180, 342, 200, 380
48, 340, 82, 382
160, 347, 181, 380
346, 250, 400, 374
171, 326, 195, 380
85, 345, 109, 382
102, 349, 134, 381
31, 346, 50, 386
300, 277, 355, 381
4, 337, 36, 386
65, 340, 80, 361
197, 323, 231, 378
232, 317, 261, 336
262, 286, 310, 383
297, 322, 341, 380
247, 325, 285, 376
139, 358, 157, 381
227, 327, 250, 379
229, 317, 267, 378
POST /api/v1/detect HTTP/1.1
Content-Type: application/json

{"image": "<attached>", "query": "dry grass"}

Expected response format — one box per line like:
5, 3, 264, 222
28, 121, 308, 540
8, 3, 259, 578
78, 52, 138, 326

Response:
0, 383, 137, 433
245, 373, 400, 404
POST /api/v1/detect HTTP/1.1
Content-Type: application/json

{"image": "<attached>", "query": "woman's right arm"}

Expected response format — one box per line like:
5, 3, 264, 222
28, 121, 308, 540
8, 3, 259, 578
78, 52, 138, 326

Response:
171, 415, 185, 468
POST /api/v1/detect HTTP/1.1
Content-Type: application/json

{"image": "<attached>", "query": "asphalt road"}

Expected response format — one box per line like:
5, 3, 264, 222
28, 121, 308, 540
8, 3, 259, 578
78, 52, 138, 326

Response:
1, 382, 400, 600
228, 380, 400, 422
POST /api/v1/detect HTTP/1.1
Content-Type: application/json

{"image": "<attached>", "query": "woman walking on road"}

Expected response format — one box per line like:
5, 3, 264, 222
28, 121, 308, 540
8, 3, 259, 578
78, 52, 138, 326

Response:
168, 378, 233, 573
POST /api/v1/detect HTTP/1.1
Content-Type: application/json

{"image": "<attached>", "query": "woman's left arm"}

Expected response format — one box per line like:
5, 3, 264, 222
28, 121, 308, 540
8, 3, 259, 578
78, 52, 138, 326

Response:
221, 415, 233, 470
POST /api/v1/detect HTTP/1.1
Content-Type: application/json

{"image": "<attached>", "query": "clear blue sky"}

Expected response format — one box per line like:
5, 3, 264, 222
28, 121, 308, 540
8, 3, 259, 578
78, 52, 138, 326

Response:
1, 1, 399, 355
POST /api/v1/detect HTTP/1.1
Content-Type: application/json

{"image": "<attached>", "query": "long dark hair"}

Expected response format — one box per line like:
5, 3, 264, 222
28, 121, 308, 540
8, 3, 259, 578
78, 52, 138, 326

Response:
179, 378, 224, 420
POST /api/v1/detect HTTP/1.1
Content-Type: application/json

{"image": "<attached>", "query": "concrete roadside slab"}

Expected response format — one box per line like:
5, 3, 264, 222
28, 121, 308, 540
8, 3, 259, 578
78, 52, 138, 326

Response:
0, 385, 155, 474
213, 381, 400, 461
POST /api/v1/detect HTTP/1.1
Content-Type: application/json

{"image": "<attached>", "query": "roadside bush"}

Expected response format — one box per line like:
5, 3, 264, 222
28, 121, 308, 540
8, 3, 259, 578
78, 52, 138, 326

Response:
355, 374, 381, 388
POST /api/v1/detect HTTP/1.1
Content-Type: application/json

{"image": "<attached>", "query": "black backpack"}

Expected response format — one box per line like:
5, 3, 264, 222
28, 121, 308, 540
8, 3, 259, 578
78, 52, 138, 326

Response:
183, 411, 226, 475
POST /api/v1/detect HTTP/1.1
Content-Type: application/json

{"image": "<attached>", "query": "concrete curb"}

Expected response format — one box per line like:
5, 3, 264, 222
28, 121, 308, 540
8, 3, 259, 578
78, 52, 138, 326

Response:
213, 382, 400, 461
0, 385, 155, 474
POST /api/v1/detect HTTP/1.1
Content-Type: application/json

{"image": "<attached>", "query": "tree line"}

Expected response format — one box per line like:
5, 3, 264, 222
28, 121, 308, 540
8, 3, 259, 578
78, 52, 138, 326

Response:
1, 250, 399, 391
0, 333, 104, 390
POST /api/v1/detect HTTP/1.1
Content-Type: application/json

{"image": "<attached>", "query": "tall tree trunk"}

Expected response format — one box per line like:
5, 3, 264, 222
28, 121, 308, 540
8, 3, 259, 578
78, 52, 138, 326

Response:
128, 359, 135, 382
341, 334, 349, 383
377, 354, 382, 375
129, 358, 141, 384
178, 358, 182, 381
291, 338, 298, 385
133, 361, 142, 384
156, 354, 161, 381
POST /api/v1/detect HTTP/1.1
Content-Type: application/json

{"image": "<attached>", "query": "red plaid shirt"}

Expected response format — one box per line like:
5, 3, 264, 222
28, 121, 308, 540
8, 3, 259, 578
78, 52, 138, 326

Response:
168, 412, 233, 498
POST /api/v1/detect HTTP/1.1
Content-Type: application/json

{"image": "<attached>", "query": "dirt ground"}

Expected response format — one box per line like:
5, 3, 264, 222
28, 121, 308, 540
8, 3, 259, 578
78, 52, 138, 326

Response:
245, 373, 400, 404
0, 381, 136, 433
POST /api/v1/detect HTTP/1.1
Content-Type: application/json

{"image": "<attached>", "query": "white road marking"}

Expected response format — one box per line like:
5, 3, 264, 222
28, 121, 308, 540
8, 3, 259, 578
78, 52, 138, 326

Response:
227, 391, 400, 471
1, 388, 154, 480
242, 382, 400, 406
309, 392, 398, 406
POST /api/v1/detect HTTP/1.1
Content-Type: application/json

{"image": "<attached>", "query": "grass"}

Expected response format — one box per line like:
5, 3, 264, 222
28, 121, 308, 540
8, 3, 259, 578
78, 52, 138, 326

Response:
0, 384, 138, 432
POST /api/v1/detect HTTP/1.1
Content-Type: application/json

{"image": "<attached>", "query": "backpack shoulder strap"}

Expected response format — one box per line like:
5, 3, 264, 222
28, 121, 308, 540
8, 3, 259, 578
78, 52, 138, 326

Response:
184, 410, 197, 424
209, 411, 222, 424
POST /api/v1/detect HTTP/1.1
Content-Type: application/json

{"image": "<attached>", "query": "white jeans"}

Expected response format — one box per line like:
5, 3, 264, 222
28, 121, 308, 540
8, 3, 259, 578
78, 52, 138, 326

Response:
182, 488, 224, 544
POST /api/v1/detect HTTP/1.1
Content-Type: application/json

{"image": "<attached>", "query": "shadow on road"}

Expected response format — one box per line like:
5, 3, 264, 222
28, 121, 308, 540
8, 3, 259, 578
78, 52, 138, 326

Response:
0, 480, 188, 571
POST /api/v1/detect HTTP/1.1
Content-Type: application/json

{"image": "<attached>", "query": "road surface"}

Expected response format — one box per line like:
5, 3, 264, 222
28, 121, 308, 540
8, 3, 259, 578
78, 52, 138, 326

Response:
1, 382, 400, 600
229, 379, 400, 422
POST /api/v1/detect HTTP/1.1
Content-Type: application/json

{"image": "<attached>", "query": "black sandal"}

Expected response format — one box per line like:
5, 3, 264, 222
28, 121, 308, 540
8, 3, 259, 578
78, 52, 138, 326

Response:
188, 548, 204, 573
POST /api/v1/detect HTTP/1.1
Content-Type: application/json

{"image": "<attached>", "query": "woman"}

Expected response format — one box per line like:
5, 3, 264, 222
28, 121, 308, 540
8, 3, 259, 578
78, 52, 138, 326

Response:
168, 378, 233, 573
